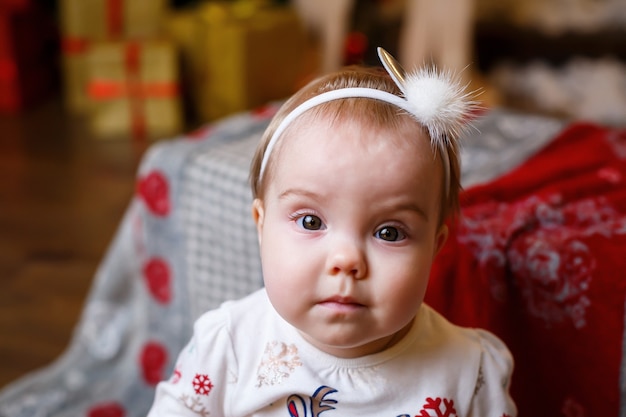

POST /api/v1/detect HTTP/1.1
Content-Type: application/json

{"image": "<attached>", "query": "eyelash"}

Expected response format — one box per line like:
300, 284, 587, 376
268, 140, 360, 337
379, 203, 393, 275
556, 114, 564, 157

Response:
375, 224, 409, 242
289, 212, 325, 231
290, 212, 409, 241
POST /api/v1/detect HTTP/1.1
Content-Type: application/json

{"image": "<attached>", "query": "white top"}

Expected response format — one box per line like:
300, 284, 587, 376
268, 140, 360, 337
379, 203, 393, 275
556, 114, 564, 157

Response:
148, 289, 516, 417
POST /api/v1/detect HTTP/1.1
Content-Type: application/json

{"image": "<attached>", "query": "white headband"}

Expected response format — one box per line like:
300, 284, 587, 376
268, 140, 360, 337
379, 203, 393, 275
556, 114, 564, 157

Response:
258, 47, 476, 198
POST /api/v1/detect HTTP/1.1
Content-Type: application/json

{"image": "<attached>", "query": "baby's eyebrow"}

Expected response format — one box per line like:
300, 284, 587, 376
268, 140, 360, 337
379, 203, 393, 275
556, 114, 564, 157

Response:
278, 188, 321, 201
393, 202, 429, 222
279, 188, 430, 221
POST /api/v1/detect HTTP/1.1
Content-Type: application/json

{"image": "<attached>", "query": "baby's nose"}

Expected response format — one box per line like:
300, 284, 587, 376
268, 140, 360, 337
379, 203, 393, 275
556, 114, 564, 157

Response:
325, 237, 367, 279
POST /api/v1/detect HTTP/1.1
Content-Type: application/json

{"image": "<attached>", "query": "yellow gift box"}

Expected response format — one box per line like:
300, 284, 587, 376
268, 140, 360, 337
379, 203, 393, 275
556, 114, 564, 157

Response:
166, 2, 308, 122
85, 39, 183, 140
59, 0, 167, 113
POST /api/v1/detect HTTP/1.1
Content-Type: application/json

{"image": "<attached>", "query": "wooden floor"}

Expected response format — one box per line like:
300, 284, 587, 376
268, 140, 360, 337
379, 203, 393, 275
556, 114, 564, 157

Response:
0, 97, 150, 389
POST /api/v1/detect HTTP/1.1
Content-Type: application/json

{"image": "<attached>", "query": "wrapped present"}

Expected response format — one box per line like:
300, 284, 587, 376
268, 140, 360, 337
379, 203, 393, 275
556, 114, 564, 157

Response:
166, 2, 308, 122
59, 0, 167, 113
60, 0, 166, 42
163, 6, 200, 122
86, 39, 183, 140
61, 37, 90, 112
0, 6, 58, 113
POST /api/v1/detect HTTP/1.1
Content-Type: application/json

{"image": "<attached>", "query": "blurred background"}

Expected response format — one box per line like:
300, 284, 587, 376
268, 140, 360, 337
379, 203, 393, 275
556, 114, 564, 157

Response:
1, 0, 625, 388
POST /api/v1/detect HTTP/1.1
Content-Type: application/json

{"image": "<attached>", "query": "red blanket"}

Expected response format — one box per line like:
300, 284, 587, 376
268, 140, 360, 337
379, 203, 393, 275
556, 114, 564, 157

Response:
427, 122, 626, 417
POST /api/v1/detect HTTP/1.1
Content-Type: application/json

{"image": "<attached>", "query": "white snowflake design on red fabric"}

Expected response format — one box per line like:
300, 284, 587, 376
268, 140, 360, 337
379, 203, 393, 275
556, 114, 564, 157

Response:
561, 396, 586, 417
459, 193, 626, 328
192, 374, 213, 396
605, 129, 626, 159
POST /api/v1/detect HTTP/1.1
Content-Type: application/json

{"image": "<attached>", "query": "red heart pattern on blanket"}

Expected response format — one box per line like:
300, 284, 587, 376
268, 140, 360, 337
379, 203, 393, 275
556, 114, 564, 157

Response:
137, 170, 170, 216
143, 257, 172, 304
140, 341, 168, 386
87, 402, 126, 417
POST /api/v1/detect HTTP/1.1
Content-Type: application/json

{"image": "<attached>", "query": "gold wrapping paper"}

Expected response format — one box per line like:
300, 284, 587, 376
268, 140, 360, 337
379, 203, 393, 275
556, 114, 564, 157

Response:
166, 2, 307, 122
59, 0, 167, 113
86, 40, 183, 140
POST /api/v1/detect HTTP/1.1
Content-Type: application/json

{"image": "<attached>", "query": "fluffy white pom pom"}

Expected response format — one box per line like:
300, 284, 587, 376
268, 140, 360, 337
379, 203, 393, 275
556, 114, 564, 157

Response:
403, 67, 477, 146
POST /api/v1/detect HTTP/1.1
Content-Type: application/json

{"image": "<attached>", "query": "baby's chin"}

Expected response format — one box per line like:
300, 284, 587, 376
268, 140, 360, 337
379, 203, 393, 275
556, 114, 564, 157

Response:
297, 327, 404, 359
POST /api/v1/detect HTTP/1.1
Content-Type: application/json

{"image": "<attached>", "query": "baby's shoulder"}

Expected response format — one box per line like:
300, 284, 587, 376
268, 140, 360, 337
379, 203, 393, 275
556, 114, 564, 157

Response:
420, 304, 512, 365
193, 288, 275, 344
194, 289, 270, 330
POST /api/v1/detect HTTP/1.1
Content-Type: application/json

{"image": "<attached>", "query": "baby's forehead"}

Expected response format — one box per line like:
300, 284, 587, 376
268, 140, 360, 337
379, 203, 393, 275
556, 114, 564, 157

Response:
280, 105, 428, 150
273, 112, 438, 181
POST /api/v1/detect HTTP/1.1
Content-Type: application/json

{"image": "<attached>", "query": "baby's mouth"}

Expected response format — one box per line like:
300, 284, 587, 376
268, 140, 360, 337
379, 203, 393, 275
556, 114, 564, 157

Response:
319, 296, 365, 311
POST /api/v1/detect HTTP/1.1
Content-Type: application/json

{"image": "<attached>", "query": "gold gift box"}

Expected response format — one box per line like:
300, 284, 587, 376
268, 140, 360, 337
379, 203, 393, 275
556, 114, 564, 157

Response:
85, 39, 183, 140
59, 0, 167, 113
166, 2, 308, 122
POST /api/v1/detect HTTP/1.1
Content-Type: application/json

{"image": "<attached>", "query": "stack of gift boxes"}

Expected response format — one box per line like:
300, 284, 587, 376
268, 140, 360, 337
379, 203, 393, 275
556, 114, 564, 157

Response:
1, 0, 309, 139
60, 0, 184, 140
56, 0, 309, 141
0, 0, 58, 114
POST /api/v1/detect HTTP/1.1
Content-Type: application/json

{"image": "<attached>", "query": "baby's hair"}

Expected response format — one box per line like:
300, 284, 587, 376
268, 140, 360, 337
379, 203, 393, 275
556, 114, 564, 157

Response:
249, 66, 462, 224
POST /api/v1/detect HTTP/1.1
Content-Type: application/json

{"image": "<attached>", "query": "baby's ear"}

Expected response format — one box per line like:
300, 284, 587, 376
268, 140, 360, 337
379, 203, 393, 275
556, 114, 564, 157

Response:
434, 224, 449, 257
252, 199, 265, 243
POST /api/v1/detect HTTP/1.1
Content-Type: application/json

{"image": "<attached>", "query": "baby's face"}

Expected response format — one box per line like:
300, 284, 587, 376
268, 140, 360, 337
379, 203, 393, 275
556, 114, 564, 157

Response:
253, 116, 448, 358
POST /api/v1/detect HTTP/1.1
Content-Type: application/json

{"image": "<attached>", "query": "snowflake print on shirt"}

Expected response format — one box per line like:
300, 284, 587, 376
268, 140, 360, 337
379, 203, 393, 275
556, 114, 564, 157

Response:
418, 398, 457, 417
256, 341, 302, 387
192, 374, 213, 395
177, 374, 213, 417
178, 394, 210, 417
170, 366, 182, 384
397, 397, 458, 417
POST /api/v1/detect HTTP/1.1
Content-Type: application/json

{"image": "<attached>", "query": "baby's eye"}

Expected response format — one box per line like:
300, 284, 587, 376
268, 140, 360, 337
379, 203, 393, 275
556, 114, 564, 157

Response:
375, 226, 406, 242
296, 214, 324, 231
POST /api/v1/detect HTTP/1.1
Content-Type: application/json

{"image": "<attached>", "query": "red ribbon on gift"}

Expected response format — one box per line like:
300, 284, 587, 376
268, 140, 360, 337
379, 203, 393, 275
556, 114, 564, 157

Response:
61, 0, 123, 54
62, 36, 89, 55
88, 82, 179, 99
106, 0, 123, 38
87, 42, 179, 140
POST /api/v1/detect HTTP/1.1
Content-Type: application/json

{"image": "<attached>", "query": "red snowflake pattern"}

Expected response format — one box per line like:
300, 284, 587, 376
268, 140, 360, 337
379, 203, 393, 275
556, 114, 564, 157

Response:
171, 366, 182, 384
418, 397, 458, 417
192, 374, 213, 396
